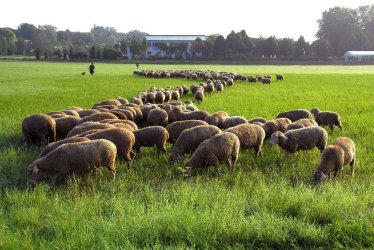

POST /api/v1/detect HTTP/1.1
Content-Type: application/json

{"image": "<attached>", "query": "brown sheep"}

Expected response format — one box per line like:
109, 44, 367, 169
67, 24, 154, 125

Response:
131, 97, 143, 106
27, 139, 117, 186
276, 74, 284, 80
116, 109, 134, 121
262, 118, 292, 139
171, 90, 180, 101
312, 137, 355, 185
97, 119, 136, 131
116, 97, 129, 104
109, 110, 128, 120
270, 126, 328, 154
93, 99, 121, 107
78, 112, 118, 125
133, 126, 169, 153
66, 122, 115, 138
55, 116, 81, 140
140, 105, 157, 122
60, 110, 80, 117
194, 90, 204, 103
145, 92, 156, 104
155, 91, 165, 104
310, 108, 342, 133
84, 128, 135, 168
215, 82, 224, 93
185, 132, 240, 175
65, 106, 83, 111
248, 117, 267, 124
225, 123, 265, 157
222, 116, 248, 129
148, 108, 168, 127
22, 114, 56, 145
204, 111, 230, 129
172, 125, 222, 161
166, 120, 209, 143
276, 109, 312, 122
173, 106, 209, 121
190, 84, 199, 95
286, 118, 318, 131
48, 112, 68, 119
39, 137, 91, 158
77, 109, 101, 118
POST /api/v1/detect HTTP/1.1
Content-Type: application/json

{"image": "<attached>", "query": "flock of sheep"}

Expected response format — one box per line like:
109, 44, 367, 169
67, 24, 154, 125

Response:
22, 70, 355, 186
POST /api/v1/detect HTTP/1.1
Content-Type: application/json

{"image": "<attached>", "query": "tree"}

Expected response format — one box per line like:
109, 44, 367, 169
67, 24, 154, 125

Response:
17, 23, 38, 40
277, 38, 295, 57
0, 28, 17, 55
91, 25, 120, 46
311, 38, 333, 57
262, 36, 278, 58
191, 38, 205, 57
294, 36, 309, 57
125, 30, 147, 58
213, 35, 226, 57
226, 30, 245, 54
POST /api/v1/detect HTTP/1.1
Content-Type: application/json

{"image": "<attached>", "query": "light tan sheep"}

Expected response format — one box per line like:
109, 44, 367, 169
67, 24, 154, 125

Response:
166, 120, 209, 143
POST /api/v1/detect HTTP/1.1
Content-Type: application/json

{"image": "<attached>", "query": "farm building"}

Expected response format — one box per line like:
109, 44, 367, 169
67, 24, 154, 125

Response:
344, 51, 374, 62
145, 35, 207, 59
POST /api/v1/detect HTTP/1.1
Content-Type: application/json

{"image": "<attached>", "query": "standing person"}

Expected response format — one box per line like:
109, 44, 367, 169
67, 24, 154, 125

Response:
135, 62, 139, 70
89, 62, 95, 75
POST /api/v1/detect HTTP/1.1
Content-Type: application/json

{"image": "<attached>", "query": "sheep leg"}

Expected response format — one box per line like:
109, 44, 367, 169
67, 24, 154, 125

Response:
130, 150, 136, 160
110, 168, 116, 180
349, 158, 355, 175
329, 125, 334, 133
255, 146, 262, 158
338, 124, 343, 131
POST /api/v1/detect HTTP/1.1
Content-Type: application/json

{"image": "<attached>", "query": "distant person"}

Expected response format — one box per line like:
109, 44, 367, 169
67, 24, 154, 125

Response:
136, 62, 139, 70
89, 62, 95, 75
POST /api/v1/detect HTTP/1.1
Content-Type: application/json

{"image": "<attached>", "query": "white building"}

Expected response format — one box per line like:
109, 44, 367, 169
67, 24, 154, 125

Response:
145, 35, 207, 59
344, 51, 374, 62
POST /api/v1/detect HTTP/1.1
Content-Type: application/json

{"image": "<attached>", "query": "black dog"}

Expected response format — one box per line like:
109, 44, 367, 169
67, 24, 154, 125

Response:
82, 72, 86, 75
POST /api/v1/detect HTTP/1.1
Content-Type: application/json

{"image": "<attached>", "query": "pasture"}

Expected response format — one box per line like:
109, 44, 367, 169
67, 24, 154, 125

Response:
0, 61, 373, 249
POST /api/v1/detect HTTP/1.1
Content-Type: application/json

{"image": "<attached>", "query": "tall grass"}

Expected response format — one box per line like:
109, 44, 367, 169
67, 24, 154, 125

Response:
0, 62, 373, 248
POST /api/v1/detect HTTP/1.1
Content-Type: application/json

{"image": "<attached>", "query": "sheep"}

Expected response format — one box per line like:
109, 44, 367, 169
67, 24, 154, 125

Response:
206, 82, 215, 95
166, 120, 209, 143
227, 78, 234, 86
185, 132, 240, 175
225, 123, 265, 157
96, 119, 136, 131
39, 137, 91, 158
163, 90, 172, 102
84, 128, 135, 168
131, 107, 143, 122
194, 90, 204, 103
54, 116, 81, 140
262, 118, 292, 139
116, 109, 134, 121
22, 114, 56, 145
172, 125, 222, 161
204, 111, 230, 129
78, 112, 118, 125
185, 101, 199, 111
48, 112, 68, 119
173, 106, 209, 121
65, 106, 83, 111
109, 110, 128, 120
215, 82, 224, 93
276, 74, 284, 80
27, 139, 117, 186
310, 108, 342, 133
270, 126, 328, 154
286, 118, 318, 131
276, 109, 311, 122
248, 77, 257, 83
261, 78, 272, 84
222, 116, 248, 129
77, 109, 101, 118
66, 122, 115, 138
145, 92, 156, 104
155, 91, 165, 104
93, 99, 121, 107
248, 117, 267, 124
94, 105, 118, 110
147, 108, 168, 127
190, 84, 199, 95
171, 90, 180, 101
131, 97, 143, 106
312, 137, 355, 185
182, 85, 189, 95
116, 97, 129, 104
140, 105, 157, 122
60, 110, 80, 117
133, 126, 169, 153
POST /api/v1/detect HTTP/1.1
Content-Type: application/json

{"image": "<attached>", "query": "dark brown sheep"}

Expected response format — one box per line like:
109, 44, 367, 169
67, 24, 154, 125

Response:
155, 91, 165, 104
22, 114, 56, 145
222, 116, 248, 129
78, 112, 118, 125
145, 92, 156, 104
204, 111, 230, 129
166, 120, 209, 143
310, 108, 342, 133
133, 126, 169, 153
173, 106, 209, 121
147, 108, 168, 127
262, 118, 292, 139
55, 116, 81, 140
77, 109, 101, 118
93, 99, 121, 107
276, 109, 311, 122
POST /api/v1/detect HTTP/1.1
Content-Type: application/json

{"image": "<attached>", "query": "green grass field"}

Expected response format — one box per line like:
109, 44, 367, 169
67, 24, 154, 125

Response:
0, 61, 373, 249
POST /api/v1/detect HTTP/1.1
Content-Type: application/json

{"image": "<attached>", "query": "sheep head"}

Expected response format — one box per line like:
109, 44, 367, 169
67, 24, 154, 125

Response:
270, 131, 287, 146
27, 163, 39, 186
310, 108, 320, 116
312, 170, 326, 185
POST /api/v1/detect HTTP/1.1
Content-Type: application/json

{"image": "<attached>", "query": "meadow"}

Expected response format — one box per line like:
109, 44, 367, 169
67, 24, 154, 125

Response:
0, 61, 373, 249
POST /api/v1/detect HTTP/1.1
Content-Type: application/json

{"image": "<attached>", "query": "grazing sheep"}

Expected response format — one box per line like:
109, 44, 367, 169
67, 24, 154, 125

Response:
182, 85, 189, 95
204, 111, 230, 129
147, 108, 168, 127
109, 110, 128, 120
190, 84, 199, 95
133, 126, 169, 153
55, 116, 81, 140
97, 119, 136, 131
116, 109, 134, 121
276, 109, 311, 122
66, 122, 115, 138
248, 77, 257, 83
227, 78, 234, 86
171, 90, 180, 101
194, 90, 204, 103
172, 125, 222, 161
48, 112, 68, 119
27, 139, 117, 186
185, 132, 240, 175
131, 97, 143, 106
222, 116, 248, 129
22, 114, 56, 145
164, 90, 172, 102
261, 78, 272, 84
65, 106, 83, 111
155, 91, 165, 104
248, 117, 267, 124
166, 120, 209, 143
60, 110, 80, 117
93, 99, 121, 107
78, 112, 118, 125
310, 108, 342, 133
94, 105, 118, 110
173, 107, 209, 121
140, 105, 157, 122
270, 126, 328, 154
77, 109, 101, 118
206, 82, 215, 95
225, 123, 265, 157
262, 118, 292, 139
286, 118, 318, 131
39, 137, 91, 158
185, 101, 199, 111
215, 82, 224, 93
84, 128, 135, 168
312, 137, 355, 185
276, 74, 284, 80
145, 92, 156, 104
116, 97, 129, 104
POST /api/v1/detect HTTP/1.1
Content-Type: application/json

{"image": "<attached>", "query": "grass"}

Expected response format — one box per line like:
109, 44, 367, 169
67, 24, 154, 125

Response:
0, 61, 373, 249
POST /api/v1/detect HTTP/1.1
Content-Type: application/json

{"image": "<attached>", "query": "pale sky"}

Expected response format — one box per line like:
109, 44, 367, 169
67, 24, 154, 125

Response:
1, 0, 372, 42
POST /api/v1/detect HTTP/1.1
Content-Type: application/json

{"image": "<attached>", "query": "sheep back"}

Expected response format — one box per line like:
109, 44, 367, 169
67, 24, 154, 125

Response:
166, 120, 209, 143
223, 116, 248, 129
276, 109, 311, 122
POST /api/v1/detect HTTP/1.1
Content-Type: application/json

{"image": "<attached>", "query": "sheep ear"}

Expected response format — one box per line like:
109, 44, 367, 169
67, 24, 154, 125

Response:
32, 164, 38, 174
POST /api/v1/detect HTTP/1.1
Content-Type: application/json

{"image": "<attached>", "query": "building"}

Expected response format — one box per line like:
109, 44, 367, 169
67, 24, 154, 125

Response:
145, 35, 207, 59
344, 51, 374, 62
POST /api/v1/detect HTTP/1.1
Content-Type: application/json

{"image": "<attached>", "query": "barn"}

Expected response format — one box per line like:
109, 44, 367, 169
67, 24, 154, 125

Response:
344, 51, 374, 62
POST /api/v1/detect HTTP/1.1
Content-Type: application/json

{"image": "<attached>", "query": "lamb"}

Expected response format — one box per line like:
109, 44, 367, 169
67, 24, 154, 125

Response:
276, 109, 311, 122
66, 122, 115, 138
39, 137, 91, 157
312, 137, 355, 185
84, 128, 135, 168
225, 123, 265, 157
133, 126, 169, 153
147, 108, 168, 127
27, 139, 117, 186
54, 116, 81, 140
286, 118, 318, 131
262, 118, 292, 139
166, 120, 209, 143
185, 132, 240, 175
270, 126, 328, 154
172, 125, 222, 161
77, 109, 100, 118
204, 111, 230, 129
22, 114, 56, 145
194, 90, 204, 103
222, 116, 248, 129
78, 112, 118, 125
310, 108, 342, 133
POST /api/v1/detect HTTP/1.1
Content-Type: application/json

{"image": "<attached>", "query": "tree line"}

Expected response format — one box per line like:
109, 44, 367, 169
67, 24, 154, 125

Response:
1, 5, 373, 60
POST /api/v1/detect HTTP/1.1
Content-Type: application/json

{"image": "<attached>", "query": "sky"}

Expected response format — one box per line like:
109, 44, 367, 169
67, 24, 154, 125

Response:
1, 0, 373, 42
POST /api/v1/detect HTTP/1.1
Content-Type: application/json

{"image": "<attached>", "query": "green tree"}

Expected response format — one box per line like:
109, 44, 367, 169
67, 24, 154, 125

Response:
294, 36, 309, 57
191, 38, 205, 57
262, 36, 278, 58
125, 30, 147, 57
277, 38, 295, 57
213, 35, 226, 57
311, 38, 333, 57
17, 23, 38, 40
0, 28, 17, 55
